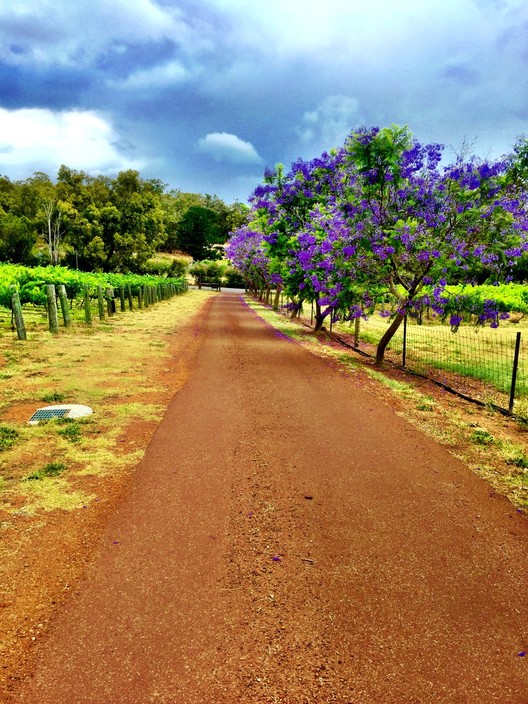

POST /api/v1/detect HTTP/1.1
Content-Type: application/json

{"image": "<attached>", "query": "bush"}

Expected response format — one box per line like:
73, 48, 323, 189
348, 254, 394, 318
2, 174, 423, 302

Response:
189, 259, 226, 284
224, 266, 245, 288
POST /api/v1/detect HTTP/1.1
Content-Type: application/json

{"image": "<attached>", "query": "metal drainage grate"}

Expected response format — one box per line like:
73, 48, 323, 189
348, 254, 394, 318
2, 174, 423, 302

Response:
29, 408, 70, 422
28, 404, 93, 425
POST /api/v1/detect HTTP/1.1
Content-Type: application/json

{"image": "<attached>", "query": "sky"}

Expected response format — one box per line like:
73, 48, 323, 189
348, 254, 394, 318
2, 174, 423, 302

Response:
0, 0, 527, 203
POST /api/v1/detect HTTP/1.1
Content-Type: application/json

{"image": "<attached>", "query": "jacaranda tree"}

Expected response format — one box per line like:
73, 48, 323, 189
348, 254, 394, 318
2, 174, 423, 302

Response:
227, 125, 528, 363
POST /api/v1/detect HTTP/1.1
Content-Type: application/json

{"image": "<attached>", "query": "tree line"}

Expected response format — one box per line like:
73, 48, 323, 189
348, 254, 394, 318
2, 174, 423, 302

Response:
0, 166, 249, 272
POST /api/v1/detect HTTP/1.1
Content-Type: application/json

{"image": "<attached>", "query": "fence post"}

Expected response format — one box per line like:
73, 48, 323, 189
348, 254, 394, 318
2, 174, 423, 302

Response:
402, 314, 408, 368
11, 292, 26, 340
57, 285, 71, 327
97, 286, 105, 320
46, 284, 59, 334
119, 285, 126, 312
83, 286, 92, 326
106, 288, 115, 316
509, 331, 522, 413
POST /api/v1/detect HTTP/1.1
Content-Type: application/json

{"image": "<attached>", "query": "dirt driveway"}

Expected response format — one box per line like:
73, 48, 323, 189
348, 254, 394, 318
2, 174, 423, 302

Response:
13, 293, 528, 703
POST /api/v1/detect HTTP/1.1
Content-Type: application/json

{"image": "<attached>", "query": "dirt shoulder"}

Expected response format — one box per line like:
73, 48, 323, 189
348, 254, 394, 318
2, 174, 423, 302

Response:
10, 292, 528, 703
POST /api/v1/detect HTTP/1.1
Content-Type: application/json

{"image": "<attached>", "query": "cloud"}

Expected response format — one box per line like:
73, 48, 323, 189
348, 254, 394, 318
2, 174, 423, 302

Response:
197, 132, 263, 164
297, 96, 363, 153
0, 0, 527, 201
0, 107, 144, 179
0, 0, 190, 67
107, 60, 189, 89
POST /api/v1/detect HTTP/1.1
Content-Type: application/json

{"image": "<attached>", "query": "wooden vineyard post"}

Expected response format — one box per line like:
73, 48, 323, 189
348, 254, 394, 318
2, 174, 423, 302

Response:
46, 284, 59, 334
11, 292, 26, 340
138, 288, 143, 310
119, 285, 126, 312
83, 286, 92, 326
106, 288, 115, 317
57, 285, 71, 328
127, 284, 133, 311
97, 286, 105, 320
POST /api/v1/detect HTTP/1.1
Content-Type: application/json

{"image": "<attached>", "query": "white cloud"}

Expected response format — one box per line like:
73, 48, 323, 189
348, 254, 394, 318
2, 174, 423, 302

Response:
108, 61, 189, 90
298, 96, 363, 152
0, 108, 144, 179
197, 132, 263, 164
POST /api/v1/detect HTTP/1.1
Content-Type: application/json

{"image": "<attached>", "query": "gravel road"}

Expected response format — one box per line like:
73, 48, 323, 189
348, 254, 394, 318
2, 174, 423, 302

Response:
16, 293, 528, 703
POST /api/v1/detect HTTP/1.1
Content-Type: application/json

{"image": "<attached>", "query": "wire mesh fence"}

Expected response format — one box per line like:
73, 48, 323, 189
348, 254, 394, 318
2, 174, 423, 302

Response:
333, 314, 528, 412
273, 295, 528, 413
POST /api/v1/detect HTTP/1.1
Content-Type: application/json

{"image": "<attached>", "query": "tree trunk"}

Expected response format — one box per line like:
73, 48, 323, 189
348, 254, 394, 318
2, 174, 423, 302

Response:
313, 301, 329, 332
290, 300, 303, 319
375, 312, 405, 364
272, 286, 281, 311
354, 317, 361, 348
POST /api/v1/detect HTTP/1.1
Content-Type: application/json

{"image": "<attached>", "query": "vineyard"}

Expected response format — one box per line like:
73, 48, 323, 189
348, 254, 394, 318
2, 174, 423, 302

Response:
0, 263, 188, 338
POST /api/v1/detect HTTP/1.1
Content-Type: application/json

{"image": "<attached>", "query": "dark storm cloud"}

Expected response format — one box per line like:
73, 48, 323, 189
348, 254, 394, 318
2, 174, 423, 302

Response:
0, 0, 527, 201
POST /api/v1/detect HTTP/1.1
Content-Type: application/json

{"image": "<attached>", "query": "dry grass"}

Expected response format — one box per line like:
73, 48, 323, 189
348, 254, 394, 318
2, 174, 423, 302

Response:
0, 289, 215, 517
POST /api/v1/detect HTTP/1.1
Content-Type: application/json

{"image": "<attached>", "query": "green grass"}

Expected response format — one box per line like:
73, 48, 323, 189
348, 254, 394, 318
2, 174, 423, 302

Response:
0, 425, 19, 451
470, 428, 495, 445
25, 462, 68, 481
57, 420, 83, 443
336, 314, 528, 403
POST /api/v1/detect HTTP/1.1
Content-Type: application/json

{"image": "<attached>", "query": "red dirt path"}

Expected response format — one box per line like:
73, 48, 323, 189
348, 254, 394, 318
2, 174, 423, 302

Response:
13, 293, 528, 702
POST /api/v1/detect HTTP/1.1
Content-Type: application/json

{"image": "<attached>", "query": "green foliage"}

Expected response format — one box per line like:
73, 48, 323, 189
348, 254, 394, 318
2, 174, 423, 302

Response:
224, 266, 246, 288
58, 420, 82, 443
443, 284, 528, 316
470, 428, 495, 445
0, 214, 36, 263
0, 425, 19, 451
26, 462, 68, 480
41, 392, 65, 403
142, 255, 189, 277
189, 259, 226, 283
0, 165, 241, 272
0, 262, 187, 308
176, 206, 225, 260
504, 448, 528, 469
